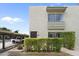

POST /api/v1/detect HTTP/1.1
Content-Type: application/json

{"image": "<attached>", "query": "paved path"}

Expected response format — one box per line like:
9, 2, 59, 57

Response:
0, 51, 9, 56
0, 40, 15, 56
0, 47, 19, 56
1, 47, 79, 56
61, 48, 79, 56
0, 40, 15, 49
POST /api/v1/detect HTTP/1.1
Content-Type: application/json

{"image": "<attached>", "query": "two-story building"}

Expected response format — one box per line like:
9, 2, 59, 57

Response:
29, 6, 79, 50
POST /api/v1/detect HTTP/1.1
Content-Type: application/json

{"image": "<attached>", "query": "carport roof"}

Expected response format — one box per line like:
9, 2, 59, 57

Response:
0, 30, 29, 37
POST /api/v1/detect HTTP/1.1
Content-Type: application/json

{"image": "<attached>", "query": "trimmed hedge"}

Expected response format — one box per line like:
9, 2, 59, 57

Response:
24, 38, 63, 52
60, 32, 75, 50
63, 32, 75, 50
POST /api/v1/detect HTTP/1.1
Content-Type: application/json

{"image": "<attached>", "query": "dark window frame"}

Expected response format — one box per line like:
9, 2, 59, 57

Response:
48, 32, 61, 38
30, 31, 37, 38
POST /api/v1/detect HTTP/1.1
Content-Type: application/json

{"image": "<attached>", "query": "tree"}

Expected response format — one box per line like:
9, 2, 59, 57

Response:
14, 30, 19, 33
0, 27, 11, 31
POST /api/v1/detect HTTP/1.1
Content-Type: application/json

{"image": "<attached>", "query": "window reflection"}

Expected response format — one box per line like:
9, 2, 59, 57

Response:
48, 14, 63, 22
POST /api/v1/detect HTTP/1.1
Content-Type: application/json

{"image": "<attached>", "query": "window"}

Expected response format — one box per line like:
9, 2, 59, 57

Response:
30, 31, 37, 38
48, 32, 61, 38
48, 14, 63, 22
48, 14, 55, 22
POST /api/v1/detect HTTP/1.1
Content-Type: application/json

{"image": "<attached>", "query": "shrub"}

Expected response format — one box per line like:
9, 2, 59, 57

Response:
24, 38, 63, 52
17, 44, 23, 50
64, 32, 75, 49
60, 32, 75, 50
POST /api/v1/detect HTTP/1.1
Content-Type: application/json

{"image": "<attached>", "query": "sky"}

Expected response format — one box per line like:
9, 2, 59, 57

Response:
0, 3, 79, 35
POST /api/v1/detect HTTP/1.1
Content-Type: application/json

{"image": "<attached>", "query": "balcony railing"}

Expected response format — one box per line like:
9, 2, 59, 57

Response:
48, 21, 65, 30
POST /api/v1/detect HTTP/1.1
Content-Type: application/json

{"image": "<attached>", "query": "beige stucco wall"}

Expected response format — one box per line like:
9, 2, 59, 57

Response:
63, 6, 79, 50
29, 6, 48, 38
29, 6, 79, 50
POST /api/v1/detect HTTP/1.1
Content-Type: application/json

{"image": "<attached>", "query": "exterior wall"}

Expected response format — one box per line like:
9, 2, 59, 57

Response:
48, 30, 65, 32
29, 6, 48, 38
29, 6, 79, 50
63, 6, 79, 50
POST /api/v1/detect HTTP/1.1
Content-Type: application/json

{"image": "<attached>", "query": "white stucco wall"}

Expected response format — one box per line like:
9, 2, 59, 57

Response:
29, 6, 48, 38
64, 6, 79, 50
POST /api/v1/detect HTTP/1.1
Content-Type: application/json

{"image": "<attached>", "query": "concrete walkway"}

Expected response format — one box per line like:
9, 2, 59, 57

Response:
0, 51, 9, 56
61, 48, 79, 56
0, 47, 17, 56
1, 47, 79, 56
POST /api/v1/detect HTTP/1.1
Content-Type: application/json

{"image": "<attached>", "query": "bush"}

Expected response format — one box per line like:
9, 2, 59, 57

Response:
60, 32, 75, 50
17, 44, 23, 50
24, 38, 63, 52
64, 32, 75, 50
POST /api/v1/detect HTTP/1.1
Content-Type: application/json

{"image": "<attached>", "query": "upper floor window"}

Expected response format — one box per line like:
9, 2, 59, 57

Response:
48, 14, 63, 22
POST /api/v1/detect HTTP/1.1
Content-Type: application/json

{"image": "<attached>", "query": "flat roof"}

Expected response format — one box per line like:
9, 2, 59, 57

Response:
0, 30, 29, 37
46, 7, 67, 13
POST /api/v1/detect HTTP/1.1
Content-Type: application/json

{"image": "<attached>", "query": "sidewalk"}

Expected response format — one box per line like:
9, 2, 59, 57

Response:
61, 48, 79, 56
0, 47, 18, 56
1, 47, 79, 56
0, 51, 9, 56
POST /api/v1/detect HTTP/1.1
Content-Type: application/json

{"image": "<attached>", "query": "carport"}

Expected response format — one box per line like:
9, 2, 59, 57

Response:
0, 30, 29, 49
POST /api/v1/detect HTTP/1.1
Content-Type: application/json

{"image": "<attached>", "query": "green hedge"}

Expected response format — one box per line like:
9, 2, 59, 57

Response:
24, 38, 63, 52
64, 32, 75, 50
60, 32, 75, 50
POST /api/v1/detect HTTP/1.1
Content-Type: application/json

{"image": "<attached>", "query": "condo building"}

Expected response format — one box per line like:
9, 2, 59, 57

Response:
29, 6, 79, 50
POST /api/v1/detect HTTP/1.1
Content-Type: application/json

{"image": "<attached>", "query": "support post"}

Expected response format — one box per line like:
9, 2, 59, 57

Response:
2, 35, 5, 49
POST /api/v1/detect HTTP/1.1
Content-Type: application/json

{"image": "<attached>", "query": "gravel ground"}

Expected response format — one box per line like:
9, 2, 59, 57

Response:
5, 47, 71, 56
8, 51, 71, 56
0, 46, 72, 56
